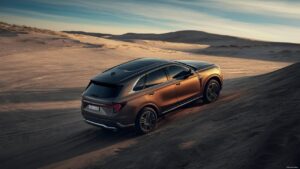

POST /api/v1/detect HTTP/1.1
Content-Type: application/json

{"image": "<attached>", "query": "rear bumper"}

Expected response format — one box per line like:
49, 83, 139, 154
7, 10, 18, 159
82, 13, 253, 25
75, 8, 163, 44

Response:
81, 110, 134, 130
85, 119, 118, 130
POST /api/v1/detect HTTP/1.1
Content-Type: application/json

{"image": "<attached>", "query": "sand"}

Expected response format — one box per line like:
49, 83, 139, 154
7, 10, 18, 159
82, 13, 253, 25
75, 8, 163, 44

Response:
0, 22, 299, 169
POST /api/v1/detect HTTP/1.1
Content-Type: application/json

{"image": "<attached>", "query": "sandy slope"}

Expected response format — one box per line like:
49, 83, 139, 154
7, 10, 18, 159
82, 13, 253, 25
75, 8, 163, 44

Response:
92, 63, 300, 169
0, 23, 299, 169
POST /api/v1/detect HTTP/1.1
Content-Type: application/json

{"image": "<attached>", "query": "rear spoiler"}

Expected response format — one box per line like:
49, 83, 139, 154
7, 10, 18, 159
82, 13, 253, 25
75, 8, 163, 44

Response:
90, 80, 122, 88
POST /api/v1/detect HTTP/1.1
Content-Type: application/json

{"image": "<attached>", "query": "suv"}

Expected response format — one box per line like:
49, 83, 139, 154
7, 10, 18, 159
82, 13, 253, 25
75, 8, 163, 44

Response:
81, 58, 223, 134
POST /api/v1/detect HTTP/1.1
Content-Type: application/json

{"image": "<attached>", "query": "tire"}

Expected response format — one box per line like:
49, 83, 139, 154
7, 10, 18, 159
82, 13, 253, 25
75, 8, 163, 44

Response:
135, 107, 157, 134
203, 79, 221, 103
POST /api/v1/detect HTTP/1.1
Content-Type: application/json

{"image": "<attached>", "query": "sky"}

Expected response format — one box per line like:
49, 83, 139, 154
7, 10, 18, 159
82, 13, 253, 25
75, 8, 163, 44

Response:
0, 0, 300, 43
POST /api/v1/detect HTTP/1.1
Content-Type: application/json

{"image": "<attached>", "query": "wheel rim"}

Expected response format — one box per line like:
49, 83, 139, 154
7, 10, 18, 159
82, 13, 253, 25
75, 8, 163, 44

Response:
206, 82, 220, 102
139, 110, 156, 132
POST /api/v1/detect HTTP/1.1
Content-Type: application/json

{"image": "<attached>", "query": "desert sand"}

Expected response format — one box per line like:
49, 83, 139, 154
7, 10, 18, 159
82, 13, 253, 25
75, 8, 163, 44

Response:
0, 22, 299, 169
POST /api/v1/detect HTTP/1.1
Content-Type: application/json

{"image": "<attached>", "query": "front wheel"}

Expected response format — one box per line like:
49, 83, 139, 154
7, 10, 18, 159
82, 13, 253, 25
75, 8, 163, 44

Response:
135, 107, 157, 134
203, 79, 221, 103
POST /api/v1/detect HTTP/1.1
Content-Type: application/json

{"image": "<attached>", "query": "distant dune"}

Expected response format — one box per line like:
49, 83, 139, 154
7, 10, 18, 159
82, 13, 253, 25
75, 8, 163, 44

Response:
0, 22, 299, 169
0, 21, 65, 36
111, 30, 257, 44
63, 31, 112, 38
64, 28, 300, 46
66, 29, 300, 62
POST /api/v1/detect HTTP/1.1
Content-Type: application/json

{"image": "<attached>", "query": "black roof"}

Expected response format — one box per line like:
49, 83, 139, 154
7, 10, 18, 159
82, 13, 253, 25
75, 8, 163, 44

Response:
91, 58, 172, 84
175, 60, 214, 70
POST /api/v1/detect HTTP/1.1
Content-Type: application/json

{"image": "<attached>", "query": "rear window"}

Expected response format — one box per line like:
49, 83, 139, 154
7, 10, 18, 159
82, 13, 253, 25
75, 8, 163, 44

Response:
133, 76, 146, 91
84, 82, 122, 98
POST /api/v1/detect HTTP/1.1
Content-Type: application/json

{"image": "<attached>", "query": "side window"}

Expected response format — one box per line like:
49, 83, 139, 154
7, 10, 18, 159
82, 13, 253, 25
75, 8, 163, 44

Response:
133, 76, 146, 91
167, 65, 190, 79
145, 69, 168, 88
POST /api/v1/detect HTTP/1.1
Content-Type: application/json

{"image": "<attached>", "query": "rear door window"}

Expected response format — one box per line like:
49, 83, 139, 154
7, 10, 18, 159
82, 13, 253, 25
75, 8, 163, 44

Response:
85, 82, 122, 98
145, 69, 168, 88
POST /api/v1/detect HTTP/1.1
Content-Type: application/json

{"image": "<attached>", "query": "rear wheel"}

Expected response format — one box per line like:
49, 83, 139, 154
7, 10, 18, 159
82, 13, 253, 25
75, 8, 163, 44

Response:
203, 79, 221, 103
135, 107, 157, 134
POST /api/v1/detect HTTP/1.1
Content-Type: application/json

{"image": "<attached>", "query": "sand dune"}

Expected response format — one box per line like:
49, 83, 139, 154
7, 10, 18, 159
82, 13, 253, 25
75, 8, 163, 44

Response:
0, 22, 299, 169
112, 31, 300, 62
69, 29, 300, 62
91, 63, 300, 169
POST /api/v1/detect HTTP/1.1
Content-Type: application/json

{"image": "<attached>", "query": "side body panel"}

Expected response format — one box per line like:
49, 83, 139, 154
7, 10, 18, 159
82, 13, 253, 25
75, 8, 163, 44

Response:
174, 73, 201, 103
118, 81, 178, 122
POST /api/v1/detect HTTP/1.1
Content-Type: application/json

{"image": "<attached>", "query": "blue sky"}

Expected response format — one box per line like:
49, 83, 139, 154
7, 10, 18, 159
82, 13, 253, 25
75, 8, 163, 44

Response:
1, 0, 300, 43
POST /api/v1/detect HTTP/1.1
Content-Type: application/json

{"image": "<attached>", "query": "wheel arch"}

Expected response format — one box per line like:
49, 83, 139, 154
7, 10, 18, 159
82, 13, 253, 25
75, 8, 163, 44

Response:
203, 74, 223, 91
136, 103, 160, 117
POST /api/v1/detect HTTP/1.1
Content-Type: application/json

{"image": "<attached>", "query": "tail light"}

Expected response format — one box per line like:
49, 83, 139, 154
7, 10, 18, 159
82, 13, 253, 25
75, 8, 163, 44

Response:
112, 103, 125, 113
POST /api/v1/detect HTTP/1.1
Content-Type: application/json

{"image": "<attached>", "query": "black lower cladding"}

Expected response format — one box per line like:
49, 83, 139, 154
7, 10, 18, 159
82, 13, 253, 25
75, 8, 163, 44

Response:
82, 111, 118, 128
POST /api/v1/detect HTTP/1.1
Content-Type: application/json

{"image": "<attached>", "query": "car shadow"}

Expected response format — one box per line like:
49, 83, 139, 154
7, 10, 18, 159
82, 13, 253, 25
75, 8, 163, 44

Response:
0, 107, 138, 169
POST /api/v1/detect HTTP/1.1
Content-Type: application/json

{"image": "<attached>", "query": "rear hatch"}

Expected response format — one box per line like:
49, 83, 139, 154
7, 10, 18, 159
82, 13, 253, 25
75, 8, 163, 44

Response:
81, 81, 123, 116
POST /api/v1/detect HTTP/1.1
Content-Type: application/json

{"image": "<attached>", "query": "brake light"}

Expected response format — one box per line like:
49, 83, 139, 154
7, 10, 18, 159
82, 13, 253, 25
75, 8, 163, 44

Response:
112, 103, 123, 113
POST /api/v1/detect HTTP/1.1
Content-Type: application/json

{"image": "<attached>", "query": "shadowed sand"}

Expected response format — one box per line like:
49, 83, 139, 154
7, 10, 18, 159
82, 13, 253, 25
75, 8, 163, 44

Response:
0, 22, 299, 169
92, 63, 300, 169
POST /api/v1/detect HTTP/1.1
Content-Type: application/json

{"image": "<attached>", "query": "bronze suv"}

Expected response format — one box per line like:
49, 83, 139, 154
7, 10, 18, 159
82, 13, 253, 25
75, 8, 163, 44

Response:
81, 58, 223, 134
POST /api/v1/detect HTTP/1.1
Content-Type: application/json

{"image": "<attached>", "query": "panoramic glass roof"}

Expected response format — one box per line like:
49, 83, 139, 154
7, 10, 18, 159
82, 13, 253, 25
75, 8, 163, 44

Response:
116, 58, 167, 71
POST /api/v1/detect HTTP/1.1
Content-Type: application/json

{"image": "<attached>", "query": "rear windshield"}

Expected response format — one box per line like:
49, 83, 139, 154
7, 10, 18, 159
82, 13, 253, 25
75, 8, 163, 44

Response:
84, 82, 122, 98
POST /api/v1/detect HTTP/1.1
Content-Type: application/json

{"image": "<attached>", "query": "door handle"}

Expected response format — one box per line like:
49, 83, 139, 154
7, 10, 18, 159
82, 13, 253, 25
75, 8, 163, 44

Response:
148, 91, 155, 95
